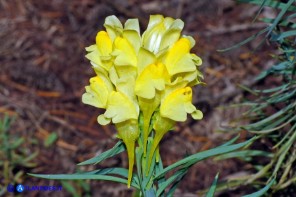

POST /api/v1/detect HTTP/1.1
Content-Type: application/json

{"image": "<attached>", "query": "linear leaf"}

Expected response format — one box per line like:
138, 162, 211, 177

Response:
239, 0, 296, 12
206, 173, 219, 197
242, 178, 275, 197
156, 169, 188, 196
78, 141, 125, 165
28, 172, 140, 189
154, 137, 256, 179
218, 27, 269, 52
276, 30, 296, 40
215, 150, 273, 161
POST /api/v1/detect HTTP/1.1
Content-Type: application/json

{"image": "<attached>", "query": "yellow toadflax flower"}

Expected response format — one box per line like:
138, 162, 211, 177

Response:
82, 14, 203, 187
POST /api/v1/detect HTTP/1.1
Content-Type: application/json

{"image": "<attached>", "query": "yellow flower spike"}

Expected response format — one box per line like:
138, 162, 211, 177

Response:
116, 119, 139, 188
135, 62, 170, 99
164, 38, 198, 76
147, 115, 175, 174
82, 76, 113, 108
142, 15, 184, 54
160, 87, 203, 122
138, 94, 161, 156
83, 15, 204, 188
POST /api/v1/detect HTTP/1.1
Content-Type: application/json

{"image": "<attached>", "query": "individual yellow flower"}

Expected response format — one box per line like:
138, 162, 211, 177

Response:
85, 31, 113, 71
147, 87, 203, 170
82, 75, 113, 109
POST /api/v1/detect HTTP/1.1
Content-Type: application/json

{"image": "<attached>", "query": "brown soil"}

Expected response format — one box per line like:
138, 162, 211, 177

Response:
0, 0, 275, 196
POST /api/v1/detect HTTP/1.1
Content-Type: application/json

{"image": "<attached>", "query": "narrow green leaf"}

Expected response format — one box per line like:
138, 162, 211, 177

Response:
156, 169, 188, 196
276, 30, 296, 40
78, 141, 125, 165
254, 84, 288, 93
166, 169, 188, 197
155, 157, 166, 191
214, 150, 273, 161
220, 135, 240, 147
218, 27, 269, 52
154, 137, 256, 179
252, 0, 268, 23
206, 173, 219, 197
242, 102, 296, 130
75, 167, 140, 186
238, 0, 296, 12
242, 178, 275, 197
266, 0, 295, 37
28, 173, 140, 189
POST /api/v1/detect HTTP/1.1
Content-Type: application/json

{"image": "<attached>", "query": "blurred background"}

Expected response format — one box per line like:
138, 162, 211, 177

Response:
0, 0, 276, 196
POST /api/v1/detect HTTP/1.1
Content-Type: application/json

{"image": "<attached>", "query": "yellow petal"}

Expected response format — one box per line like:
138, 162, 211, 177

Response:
142, 15, 184, 54
159, 19, 184, 51
164, 38, 197, 76
103, 91, 138, 123
116, 76, 139, 114
85, 45, 103, 68
86, 31, 113, 71
135, 62, 170, 99
113, 37, 137, 67
137, 47, 156, 75
97, 114, 111, 125
123, 19, 141, 52
96, 31, 113, 56
104, 15, 123, 41
142, 15, 166, 53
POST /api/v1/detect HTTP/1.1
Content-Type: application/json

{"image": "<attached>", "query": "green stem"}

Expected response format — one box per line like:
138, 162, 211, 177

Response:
147, 132, 164, 176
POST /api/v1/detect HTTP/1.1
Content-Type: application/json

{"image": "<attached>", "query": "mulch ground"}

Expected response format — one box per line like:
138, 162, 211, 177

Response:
0, 0, 275, 196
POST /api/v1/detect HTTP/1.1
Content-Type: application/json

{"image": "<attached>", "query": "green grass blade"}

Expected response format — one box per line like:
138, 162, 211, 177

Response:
266, 0, 295, 37
220, 135, 240, 147
215, 150, 273, 161
276, 30, 296, 40
242, 178, 275, 197
28, 173, 140, 189
78, 141, 125, 165
238, 0, 296, 12
206, 173, 219, 197
218, 27, 269, 52
156, 169, 188, 196
252, 0, 268, 23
